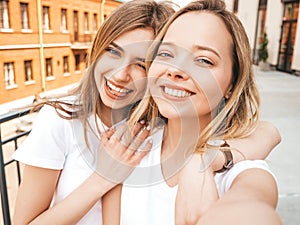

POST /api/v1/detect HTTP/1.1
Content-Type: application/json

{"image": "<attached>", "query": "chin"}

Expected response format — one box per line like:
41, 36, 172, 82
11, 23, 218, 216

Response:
158, 107, 180, 120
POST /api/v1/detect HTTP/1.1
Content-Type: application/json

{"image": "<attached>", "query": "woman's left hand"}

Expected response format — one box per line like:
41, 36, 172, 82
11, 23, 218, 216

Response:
175, 153, 218, 225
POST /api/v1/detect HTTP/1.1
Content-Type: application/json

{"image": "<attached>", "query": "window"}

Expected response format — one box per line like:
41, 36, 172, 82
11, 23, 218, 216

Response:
45, 58, 53, 77
84, 12, 89, 33
63, 56, 69, 73
277, 1, 299, 72
75, 54, 80, 71
43, 6, 50, 30
93, 13, 97, 32
4, 62, 15, 87
24, 60, 33, 81
61, 8, 67, 32
20, 2, 29, 29
0, 0, 10, 29
73, 10, 78, 41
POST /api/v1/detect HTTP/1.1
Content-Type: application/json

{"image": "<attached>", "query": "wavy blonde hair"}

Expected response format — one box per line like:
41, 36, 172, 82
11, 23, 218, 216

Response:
129, 0, 260, 151
34, 0, 176, 143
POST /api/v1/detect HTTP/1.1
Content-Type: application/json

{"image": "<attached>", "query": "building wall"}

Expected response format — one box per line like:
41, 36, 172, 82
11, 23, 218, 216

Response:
265, 0, 283, 66
224, 0, 299, 74
0, 0, 121, 104
236, 0, 260, 50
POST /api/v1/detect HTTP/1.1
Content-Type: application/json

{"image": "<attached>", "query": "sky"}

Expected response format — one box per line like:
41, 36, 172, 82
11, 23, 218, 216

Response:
171, 0, 192, 7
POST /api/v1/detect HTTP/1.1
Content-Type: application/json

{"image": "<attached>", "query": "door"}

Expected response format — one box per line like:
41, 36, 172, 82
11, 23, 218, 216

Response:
277, 1, 299, 72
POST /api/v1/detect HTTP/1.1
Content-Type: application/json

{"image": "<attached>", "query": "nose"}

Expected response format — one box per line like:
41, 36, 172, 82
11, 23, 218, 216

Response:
113, 64, 131, 82
166, 66, 189, 80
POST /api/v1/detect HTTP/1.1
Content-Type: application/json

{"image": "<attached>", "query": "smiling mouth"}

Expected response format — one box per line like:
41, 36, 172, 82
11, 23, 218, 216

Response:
105, 78, 133, 98
162, 86, 195, 98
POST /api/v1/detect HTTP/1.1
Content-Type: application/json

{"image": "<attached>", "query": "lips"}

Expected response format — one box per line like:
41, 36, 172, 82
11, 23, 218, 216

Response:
104, 78, 133, 99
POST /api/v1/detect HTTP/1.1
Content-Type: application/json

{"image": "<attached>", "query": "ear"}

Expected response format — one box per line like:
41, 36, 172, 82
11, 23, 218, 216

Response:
224, 85, 232, 99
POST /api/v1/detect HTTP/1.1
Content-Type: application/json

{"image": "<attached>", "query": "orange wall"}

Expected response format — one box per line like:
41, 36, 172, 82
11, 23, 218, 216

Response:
0, 0, 121, 104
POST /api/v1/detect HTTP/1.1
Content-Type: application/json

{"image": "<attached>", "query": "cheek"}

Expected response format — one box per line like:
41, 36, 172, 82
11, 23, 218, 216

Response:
193, 74, 224, 110
148, 61, 165, 79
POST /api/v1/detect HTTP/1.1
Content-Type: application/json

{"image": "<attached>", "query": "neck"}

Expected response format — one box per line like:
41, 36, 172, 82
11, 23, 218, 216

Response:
162, 115, 212, 156
98, 101, 129, 127
160, 114, 213, 186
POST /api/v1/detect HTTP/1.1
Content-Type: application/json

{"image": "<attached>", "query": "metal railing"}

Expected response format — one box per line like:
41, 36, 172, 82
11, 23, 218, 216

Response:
0, 108, 32, 225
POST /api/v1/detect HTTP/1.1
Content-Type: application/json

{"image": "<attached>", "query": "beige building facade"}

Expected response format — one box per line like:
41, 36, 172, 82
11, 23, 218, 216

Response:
224, 0, 299, 74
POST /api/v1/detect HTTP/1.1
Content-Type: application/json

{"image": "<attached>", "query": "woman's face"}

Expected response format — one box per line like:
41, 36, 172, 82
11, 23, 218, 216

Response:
148, 12, 233, 124
94, 28, 154, 109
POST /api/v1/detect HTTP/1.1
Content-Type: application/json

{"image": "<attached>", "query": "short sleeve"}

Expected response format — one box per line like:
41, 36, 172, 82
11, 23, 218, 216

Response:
12, 105, 70, 169
215, 160, 276, 197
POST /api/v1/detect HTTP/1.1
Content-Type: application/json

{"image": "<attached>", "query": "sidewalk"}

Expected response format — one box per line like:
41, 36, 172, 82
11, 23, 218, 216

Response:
254, 66, 300, 225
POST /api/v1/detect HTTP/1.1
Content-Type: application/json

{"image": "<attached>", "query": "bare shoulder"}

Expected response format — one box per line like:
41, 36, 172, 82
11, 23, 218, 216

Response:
256, 121, 281, 145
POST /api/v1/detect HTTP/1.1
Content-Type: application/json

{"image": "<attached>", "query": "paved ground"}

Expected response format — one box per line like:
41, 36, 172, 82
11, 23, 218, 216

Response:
1, 67, 299, 224
254, 66, 300, 225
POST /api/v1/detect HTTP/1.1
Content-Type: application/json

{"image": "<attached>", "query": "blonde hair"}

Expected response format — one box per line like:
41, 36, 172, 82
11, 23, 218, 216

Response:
129, 0, 260, 151
34, 0, 176, 143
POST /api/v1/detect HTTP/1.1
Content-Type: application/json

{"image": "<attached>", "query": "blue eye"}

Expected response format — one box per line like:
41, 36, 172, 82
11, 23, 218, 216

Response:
156, 51, 173, 58
195, 58, 213, 66
105, 47, 121, 57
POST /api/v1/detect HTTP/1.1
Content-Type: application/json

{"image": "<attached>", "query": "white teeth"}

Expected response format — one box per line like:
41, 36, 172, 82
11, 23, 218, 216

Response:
106, 80, 130, 93
164, 87, 191, 98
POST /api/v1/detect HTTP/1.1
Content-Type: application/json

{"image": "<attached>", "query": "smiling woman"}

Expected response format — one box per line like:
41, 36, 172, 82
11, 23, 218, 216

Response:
148, 11, 233, 125
115, 0, 282, 225
11, 1, 175, 225
94, 28, 153, 110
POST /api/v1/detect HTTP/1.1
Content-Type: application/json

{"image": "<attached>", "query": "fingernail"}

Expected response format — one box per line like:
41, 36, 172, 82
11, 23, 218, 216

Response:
139, 120, 145, 124
148, 138, 153, 144
146, 124, 151, 131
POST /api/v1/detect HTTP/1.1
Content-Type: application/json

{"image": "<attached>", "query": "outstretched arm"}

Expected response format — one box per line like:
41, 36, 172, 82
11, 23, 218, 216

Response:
197, 169, 282, 225
175, 121, 281, 225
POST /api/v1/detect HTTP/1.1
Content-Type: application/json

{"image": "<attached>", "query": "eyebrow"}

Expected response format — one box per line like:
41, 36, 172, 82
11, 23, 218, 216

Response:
159, 41, 221, 59
110, 42, 124, 53
193, 45, 221, 59
111, 42, 146, 62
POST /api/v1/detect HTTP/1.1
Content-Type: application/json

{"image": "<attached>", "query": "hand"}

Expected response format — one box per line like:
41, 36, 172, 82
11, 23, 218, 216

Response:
175, 153, 218, 225
95, 121, 152, 184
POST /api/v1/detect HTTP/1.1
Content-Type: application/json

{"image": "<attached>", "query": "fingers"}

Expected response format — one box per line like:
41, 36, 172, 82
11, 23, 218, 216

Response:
126, 124, 151, 154
99, 120, 152, 164
111, 123, 128, 142
100, 128, 115, 142
110, 120, 145, 146
130, 138, 153, 165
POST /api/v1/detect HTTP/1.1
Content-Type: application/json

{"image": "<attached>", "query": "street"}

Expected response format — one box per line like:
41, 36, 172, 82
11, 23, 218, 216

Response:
255, 66, 300, 225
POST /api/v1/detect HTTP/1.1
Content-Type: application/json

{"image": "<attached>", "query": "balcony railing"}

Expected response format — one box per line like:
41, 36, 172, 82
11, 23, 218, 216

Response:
0, 108, 32, 225
70, 34, 93, 50
71, 33, 93, 43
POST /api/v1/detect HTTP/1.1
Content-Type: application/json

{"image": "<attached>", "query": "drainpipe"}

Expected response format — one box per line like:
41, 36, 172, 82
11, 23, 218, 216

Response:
37, 0, 46, 93
101, 0, 106, 25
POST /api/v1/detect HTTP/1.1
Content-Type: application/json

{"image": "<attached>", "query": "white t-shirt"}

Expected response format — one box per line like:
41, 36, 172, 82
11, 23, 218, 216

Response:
120, 127, 276, 225
12, 104, 106, 225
